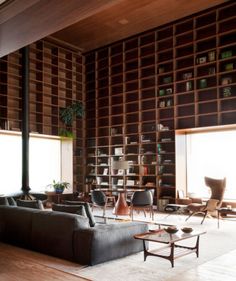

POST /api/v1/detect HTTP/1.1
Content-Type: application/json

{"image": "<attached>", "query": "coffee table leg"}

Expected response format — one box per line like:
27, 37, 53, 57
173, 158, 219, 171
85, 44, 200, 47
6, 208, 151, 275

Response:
170, 243, 174, 267
143, 240, 148, 261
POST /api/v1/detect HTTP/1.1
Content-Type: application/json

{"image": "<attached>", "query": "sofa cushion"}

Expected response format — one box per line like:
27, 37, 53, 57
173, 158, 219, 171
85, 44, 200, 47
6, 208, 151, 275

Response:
16, 199, 44, 210
0, 197, 9, 206
52, 203, 86, 217
7, 197, 17, 206
64, 200, 96, 227
31, 211, 89, 261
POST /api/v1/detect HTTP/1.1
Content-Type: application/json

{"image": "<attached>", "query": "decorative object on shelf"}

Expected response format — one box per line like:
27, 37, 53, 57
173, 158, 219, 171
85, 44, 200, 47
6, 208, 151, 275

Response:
47, 180, 70, 194
103, 168, 108, 175
166, 99, 172, 107
199, 79, 207, 89
208, 67, 216, 75
117, 179, 124, 186
159, 66, 165, 74
59, 101, 84, 137
159, 101, 165, 108
221, 50, 232, 59
208, 51, 216, 61
114, 147, 124, 155
182, 72, 192, 80
166, 88, 172, 95
223, 87, 232, 97
163, 76, 172, 84
159, 89, 165, 96
221, 77, 232, 85
186, 81, 192, 91
224, 63, 234, 71
197, 56, 207, 64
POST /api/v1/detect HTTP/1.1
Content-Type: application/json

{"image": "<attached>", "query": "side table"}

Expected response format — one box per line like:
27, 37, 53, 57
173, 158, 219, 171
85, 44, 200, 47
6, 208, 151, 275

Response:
217, 208, 236, 228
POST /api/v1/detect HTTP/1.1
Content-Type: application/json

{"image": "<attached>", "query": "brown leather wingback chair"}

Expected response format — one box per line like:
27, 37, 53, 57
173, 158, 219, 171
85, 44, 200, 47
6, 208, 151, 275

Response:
186, 177, 226, 224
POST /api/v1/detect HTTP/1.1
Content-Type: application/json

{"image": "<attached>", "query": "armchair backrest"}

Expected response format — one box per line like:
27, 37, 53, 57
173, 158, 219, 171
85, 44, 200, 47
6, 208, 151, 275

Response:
91, 190, 106, 206
131, 190, 153, 206
204, 177, 226, 207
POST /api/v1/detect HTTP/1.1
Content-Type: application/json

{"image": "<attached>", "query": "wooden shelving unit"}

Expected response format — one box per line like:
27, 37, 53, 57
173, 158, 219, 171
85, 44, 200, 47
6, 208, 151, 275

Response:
0, 39, 85, 190
85, 1, 236, 204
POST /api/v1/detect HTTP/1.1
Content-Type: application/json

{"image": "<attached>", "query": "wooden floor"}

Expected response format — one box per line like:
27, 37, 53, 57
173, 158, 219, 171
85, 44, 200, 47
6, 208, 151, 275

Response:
0, 243, 90, 281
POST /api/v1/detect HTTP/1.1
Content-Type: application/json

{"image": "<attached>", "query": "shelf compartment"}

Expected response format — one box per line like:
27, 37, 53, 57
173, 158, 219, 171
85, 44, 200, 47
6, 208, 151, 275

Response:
198, 101, 217, 115
197, 88, 217, 102
125, 70, 138, 82
198, 114, 218, 127
196, 24, 216, 41
220, 98, 236, 112
219, 2, 236, 19
159, 108, 174, 120
177, 104, 195, 117
157, 26, 173, 40
158, 38, 173, 51
219, 31, 236, 47
141, 66, 155, 78
141, 88, 156, 99
175, 32, 193, 47
176, 56, 194, 70
221, 111, 236, 125
126, 113, 139, 124
176, 116, 195, 129
176, 92, 195, 105
175, 19, 193, 35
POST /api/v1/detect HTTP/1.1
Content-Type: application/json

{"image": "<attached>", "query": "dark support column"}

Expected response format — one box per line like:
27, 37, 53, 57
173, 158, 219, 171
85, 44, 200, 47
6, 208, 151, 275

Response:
21, 46, 31, 199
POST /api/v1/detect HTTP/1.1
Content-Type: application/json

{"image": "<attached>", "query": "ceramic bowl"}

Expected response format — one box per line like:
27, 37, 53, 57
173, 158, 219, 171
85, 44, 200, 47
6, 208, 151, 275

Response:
181, 227, 193, 233
164, 227, 178, 234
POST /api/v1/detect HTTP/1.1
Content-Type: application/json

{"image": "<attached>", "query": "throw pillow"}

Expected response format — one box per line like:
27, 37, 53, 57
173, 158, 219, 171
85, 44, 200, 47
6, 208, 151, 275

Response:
16, 199, 44, 210
0, 197, 9, 206
52, 204, 87, 217
64, 200, 96, 227
7, 197, 17, 206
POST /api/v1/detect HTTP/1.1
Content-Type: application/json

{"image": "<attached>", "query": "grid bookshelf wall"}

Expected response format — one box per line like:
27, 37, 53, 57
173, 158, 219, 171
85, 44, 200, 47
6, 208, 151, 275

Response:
85, 1, 236, 203
0, 39, 85, 190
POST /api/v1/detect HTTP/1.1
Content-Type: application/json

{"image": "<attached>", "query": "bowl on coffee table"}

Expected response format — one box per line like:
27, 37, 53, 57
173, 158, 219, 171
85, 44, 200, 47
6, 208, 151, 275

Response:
164, 226, 178, 234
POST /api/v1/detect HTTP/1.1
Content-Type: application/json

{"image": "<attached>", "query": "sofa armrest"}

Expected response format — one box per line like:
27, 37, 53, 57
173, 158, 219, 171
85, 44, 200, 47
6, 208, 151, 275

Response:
73, 222, 148, 265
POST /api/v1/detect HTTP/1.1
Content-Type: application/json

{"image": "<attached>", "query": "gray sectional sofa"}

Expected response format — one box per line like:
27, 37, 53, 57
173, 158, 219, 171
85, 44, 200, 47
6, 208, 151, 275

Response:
0, 205, 148, 265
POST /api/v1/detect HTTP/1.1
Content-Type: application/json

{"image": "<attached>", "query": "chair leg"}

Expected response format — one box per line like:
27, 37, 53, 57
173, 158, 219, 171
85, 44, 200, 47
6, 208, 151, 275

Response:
151, 206, 154, 220
185, 212, 195, 221
143, 210, 146, 217
201, 211, 208, 224
103, 205, 106, 217
130, 207, 133, 221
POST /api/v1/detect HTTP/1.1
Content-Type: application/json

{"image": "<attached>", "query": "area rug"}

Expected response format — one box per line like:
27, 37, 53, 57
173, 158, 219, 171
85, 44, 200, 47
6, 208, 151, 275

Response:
77, 213, 236, 281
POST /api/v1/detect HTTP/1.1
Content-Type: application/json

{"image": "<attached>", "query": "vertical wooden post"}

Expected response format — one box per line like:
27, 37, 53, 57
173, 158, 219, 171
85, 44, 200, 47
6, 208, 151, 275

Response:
21, 46, 31, 198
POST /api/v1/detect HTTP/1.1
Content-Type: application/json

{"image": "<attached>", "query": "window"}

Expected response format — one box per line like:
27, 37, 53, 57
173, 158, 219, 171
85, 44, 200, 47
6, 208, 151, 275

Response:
186, 129, 236, 199
0, 132, 72, 195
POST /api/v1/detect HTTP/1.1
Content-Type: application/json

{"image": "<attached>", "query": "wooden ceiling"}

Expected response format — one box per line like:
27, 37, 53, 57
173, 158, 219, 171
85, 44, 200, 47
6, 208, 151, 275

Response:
52, 0, 228, 52
0, 0, 229, 57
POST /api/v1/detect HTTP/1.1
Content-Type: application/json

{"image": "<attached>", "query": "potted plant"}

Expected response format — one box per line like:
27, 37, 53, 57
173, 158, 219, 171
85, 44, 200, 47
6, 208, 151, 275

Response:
59, 101, 84, 138
48, 180, 70, 194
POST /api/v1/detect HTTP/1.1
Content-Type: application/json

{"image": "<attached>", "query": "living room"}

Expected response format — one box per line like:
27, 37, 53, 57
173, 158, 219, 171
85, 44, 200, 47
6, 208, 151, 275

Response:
1, 0, 236, 280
